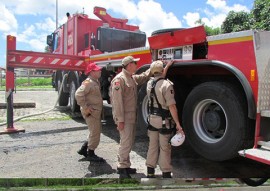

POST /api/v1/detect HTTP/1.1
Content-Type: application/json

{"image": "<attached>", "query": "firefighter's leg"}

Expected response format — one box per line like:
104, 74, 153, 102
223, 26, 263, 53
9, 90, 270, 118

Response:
159, 132, 172, 178
85, 116, 105, 162
146, 129, 159, 178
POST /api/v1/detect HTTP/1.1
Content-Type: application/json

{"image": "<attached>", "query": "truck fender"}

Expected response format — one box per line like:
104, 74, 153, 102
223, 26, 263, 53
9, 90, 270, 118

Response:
205, 60, 256, 120
173, 60, 256, 120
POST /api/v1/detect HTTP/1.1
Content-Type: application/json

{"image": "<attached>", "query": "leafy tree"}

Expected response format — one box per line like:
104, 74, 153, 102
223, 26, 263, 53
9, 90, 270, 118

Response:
204, 25, 221, 36
195, 19, 221, 36
251, 0, 270, 30
221, 11, 251, 33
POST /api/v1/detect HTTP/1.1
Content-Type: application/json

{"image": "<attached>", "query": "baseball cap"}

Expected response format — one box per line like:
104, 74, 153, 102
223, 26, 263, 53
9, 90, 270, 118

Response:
150, 60, 163, 74
85, 62, 101, 75
122, 56, 140, 67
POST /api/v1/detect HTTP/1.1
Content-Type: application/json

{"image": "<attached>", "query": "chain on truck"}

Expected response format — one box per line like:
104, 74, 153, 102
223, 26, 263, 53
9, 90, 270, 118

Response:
4, 6, 270, 187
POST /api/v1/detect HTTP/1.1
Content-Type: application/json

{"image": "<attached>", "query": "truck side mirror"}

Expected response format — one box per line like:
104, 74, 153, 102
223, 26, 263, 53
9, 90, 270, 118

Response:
47, 35, 53, 46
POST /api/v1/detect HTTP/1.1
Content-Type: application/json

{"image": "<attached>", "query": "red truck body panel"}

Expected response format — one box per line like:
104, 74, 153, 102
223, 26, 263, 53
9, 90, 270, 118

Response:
207, 35, 258, 103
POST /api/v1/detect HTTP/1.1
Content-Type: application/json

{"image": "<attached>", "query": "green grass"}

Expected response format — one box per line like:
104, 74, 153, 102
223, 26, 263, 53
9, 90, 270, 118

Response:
2, 77, 52, 86
0, 178, 140, 190
1, 178, 269, 190
0, 77, 53, 89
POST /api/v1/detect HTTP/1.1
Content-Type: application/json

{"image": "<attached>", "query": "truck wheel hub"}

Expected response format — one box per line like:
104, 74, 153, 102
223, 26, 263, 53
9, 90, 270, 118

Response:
194, 99, 227, 143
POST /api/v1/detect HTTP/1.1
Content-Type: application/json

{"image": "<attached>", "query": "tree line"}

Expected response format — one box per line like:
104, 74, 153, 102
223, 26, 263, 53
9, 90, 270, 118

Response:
198, 0, 270, 35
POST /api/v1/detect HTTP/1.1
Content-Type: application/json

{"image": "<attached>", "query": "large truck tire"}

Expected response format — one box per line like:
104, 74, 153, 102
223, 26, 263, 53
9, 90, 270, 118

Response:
69, 80, 80, 113
57, 78, 69, 106
182, 82, 250, 161
137, 83, 148, 133
239, 178, 268, 187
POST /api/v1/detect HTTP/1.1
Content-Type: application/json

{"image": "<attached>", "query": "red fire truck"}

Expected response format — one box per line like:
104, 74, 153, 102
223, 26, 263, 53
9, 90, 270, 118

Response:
5, 6, 270, 169
47, 7, 151, 112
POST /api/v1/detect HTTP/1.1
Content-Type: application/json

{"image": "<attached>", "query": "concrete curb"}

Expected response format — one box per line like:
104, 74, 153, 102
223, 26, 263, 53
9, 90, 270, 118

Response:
4, 185, 270, 191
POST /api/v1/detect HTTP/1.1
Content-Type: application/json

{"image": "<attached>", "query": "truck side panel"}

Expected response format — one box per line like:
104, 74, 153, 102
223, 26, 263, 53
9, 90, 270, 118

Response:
207, 32, 258, 105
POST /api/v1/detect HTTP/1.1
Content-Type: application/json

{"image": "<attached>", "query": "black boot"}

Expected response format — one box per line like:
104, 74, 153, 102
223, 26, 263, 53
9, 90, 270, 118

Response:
162, 172, 172, 178
86, 150, 105, 162
118, 168, 131, 179
77, 141, 88, 157
147, 167, 155, 178
117, 167, 137, 174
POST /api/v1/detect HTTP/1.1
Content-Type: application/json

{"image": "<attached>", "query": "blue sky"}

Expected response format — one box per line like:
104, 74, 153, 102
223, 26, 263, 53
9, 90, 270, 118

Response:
0, 0, 254, 68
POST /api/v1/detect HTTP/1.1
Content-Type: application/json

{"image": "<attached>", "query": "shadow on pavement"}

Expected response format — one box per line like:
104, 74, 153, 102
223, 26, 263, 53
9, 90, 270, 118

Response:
63, 105, 270, 178
85, 160, 116, 177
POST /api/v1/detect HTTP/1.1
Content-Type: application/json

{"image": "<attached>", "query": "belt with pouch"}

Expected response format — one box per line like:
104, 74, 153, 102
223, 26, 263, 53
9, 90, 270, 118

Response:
150, 107, 170, 117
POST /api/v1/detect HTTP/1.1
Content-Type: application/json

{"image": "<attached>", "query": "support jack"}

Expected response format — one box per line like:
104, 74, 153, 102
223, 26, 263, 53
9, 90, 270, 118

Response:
0, 126, 25, 135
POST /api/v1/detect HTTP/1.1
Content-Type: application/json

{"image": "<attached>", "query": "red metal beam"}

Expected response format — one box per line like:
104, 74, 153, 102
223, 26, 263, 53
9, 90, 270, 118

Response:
93, 6, 138, 31
2, 35, 88, 134
7, 50, 87, 71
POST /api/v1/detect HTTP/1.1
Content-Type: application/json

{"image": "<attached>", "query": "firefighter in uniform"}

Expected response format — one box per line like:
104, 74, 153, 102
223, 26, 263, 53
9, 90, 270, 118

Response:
75, 62, 105, 162
110, 56, 152, 178
146, 60, 184, 178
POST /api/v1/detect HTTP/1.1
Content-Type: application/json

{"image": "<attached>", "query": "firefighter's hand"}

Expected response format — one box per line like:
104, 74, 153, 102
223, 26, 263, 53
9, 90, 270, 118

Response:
164, 60, 174, 67
162, 60, 174, 77
85, 107, 93, 117
117, 122, 125, 131
176, 124, 184, 134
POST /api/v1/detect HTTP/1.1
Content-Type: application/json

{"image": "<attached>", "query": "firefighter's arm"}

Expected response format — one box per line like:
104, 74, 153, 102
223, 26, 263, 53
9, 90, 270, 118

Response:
168, 104, 183, 133
111, 78, 125, 123
133, 68, 152, 85
75, 80, 92, 116
162, 60, 174, 78
165, 81, 184, 133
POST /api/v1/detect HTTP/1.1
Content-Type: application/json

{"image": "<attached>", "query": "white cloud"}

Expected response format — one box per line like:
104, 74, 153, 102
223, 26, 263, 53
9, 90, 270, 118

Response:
137, 0, 182, 37
207, 0, 249, 13
0, 4, 18, 33
183, 12, 200, 27
35, 17, 56, 32
229, 4, 249, 12
1, 0, 56, 15
28, 38, 47, 52
206, 0, 227, 11
201, 13, 228, 28
16, 25, 36, 43
184, 0, 250, 28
